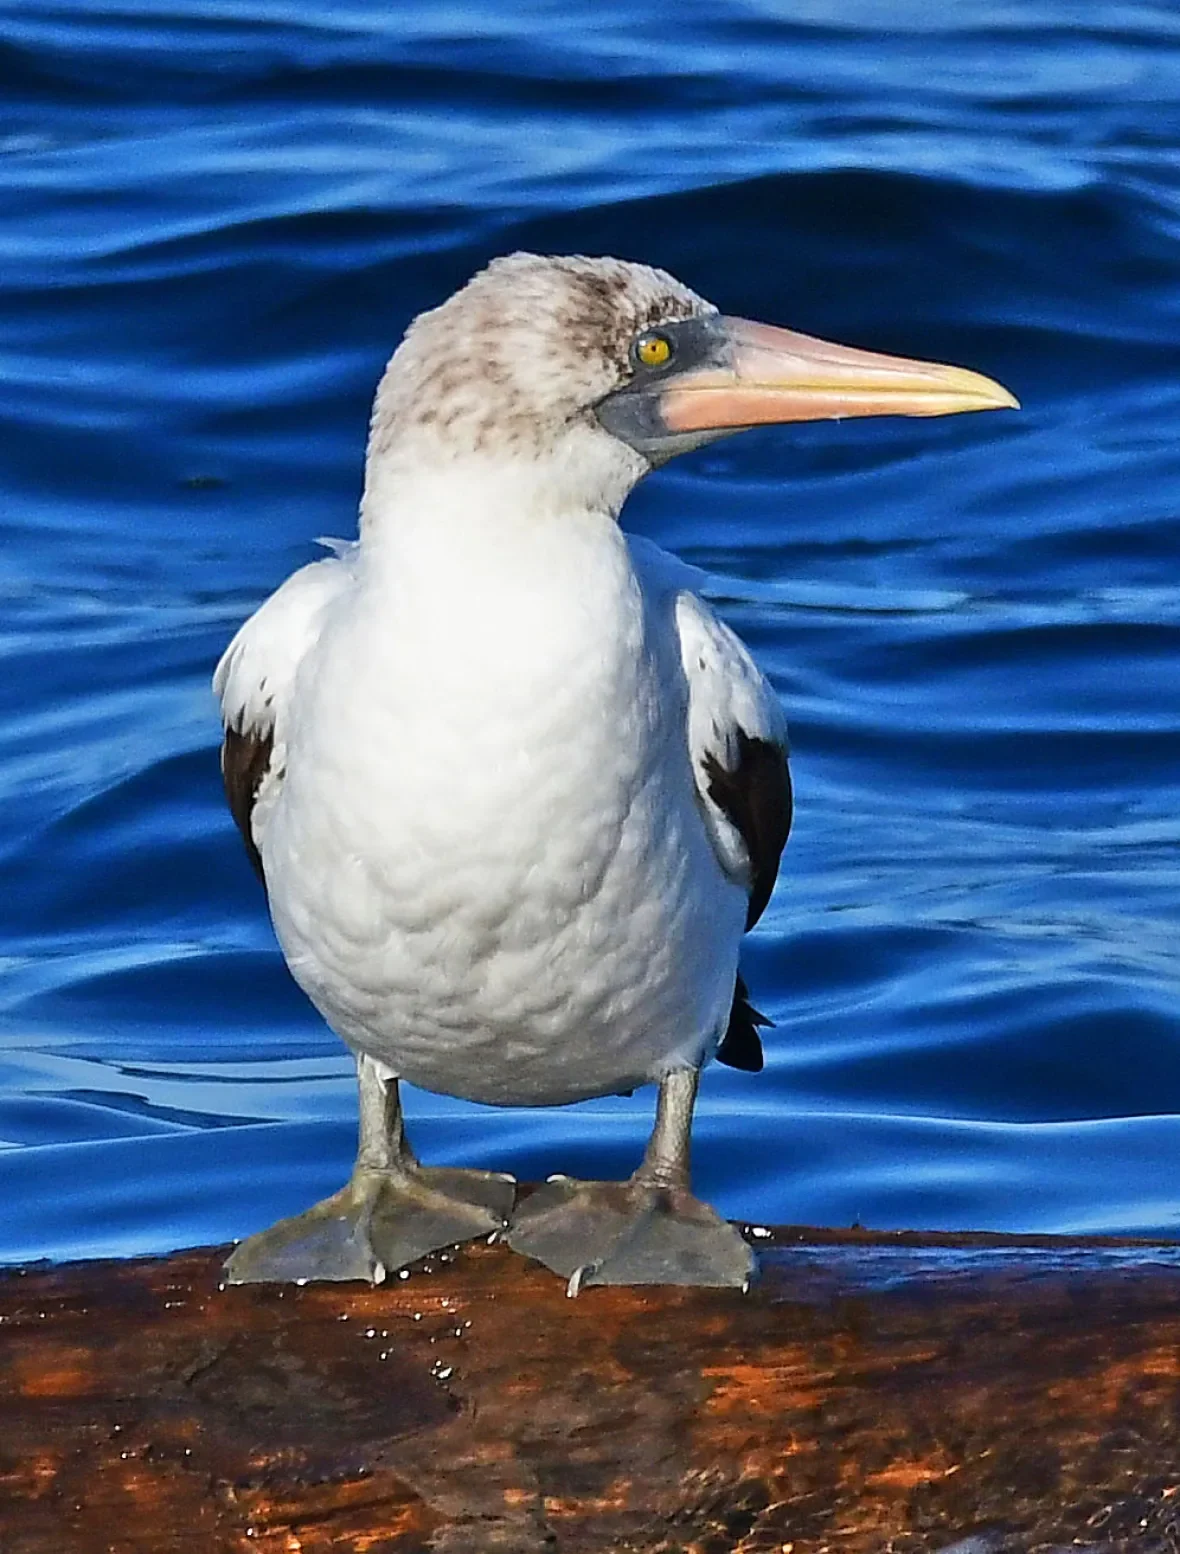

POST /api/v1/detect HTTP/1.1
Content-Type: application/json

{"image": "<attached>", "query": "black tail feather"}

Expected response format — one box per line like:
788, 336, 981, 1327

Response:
714, 971, 769, 1072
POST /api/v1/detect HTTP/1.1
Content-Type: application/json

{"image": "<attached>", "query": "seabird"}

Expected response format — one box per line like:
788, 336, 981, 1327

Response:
214, 252, 1016, 1292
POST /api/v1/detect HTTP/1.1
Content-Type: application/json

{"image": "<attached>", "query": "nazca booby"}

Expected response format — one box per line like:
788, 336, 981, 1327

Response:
215, 253, 1016, 1292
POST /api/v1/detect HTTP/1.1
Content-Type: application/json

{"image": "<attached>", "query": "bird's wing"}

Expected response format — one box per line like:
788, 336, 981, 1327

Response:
672, 586, 792, 931
212, 548, 354, 882
630, 536, 792, 1073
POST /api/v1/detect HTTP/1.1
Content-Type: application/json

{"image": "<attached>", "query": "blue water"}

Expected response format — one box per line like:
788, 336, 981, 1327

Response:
3, 0, 1180, 1266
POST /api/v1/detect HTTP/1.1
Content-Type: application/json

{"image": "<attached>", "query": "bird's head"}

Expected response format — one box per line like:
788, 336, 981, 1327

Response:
366, 251, 1016, 518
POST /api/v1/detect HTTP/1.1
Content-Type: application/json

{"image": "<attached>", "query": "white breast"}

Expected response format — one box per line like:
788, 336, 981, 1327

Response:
259, 489, 746, 1106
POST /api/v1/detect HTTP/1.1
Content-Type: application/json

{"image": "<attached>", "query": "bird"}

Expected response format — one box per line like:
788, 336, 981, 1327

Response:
214, 251, 1016, 1293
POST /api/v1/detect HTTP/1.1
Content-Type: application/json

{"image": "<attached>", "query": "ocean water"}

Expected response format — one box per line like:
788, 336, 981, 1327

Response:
3, 0, 1180, 1266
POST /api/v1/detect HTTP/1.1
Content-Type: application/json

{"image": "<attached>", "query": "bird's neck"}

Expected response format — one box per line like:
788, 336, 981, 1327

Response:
359, 428, 645, 545
356, 448, 638, 600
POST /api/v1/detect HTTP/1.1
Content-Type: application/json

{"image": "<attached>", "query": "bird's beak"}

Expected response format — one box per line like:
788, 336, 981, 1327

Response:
664, 316, 1019, 431
595, 314, 1018, 463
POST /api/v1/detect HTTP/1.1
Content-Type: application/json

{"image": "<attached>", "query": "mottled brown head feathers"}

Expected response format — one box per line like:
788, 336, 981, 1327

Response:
368, 253, 714, 461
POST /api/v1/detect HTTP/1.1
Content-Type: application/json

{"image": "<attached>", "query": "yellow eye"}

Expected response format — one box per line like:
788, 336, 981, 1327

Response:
635, 332, 672, 368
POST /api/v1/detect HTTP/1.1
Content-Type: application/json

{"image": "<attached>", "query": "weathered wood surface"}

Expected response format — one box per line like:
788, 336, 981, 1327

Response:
2, 1226, 1180, 1553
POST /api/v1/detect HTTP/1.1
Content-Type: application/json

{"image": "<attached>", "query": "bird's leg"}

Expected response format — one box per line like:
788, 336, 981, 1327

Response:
506, 1068, 754, 1294
224, 1053, 516, 1285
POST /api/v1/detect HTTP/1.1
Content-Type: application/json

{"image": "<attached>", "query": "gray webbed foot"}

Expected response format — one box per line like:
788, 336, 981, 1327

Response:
506, 1066, 754, 1294
507, 1174, 754, 1294
224, 1054, 516, 1285
224, 1163, 515, 1285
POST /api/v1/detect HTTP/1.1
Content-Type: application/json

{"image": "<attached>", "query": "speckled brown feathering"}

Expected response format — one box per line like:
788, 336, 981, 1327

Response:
367, 251, 714, 461
221, 725, 273, 885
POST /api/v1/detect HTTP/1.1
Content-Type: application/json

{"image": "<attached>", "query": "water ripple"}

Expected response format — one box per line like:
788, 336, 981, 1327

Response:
2, 0, 1179, 1263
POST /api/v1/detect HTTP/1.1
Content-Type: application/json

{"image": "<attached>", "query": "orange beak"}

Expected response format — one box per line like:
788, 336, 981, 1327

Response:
595, 313, 1018, 462
661, 317, 1018, 433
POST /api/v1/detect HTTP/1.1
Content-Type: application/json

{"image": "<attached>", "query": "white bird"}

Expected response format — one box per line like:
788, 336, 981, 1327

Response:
214, 252, 1016, 1292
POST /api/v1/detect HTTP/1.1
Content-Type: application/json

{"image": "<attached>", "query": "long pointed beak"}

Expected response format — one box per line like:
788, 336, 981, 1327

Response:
594, 313, 1018, 463
661, 317, 1018, 435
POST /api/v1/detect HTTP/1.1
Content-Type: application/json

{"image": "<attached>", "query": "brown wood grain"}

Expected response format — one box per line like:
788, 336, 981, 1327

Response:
2, 1227, 1179, 1553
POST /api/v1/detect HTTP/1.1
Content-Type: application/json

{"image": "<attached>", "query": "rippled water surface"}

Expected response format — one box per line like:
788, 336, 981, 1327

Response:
4, 0, 1180, 1265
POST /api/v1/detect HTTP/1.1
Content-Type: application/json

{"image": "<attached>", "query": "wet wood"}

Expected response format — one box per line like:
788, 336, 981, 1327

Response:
2, 1225, 1179, 1553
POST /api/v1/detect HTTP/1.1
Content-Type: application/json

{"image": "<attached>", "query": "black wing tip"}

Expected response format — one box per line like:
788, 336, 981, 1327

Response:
221, 724, 272, 886
702, 731, 792, 934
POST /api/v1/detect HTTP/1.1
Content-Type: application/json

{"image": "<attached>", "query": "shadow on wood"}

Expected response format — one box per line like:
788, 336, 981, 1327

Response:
2, 1225, 1180, 1552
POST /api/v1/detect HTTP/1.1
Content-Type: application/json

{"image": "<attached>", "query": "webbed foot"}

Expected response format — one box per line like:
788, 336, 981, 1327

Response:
506, 1174, 754, 1294
224, 1164, 516, 1285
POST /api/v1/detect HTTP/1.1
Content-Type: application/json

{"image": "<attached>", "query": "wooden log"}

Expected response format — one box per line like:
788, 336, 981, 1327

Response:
2, 1226, 1179, 1553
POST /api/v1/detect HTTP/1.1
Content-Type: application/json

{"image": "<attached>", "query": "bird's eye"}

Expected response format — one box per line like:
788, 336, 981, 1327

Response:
634, 331, 673, 368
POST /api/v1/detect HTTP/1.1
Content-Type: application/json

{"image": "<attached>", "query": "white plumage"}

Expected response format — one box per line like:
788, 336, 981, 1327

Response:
213, 250, 1007, 1288
215, 503, 781, 1107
